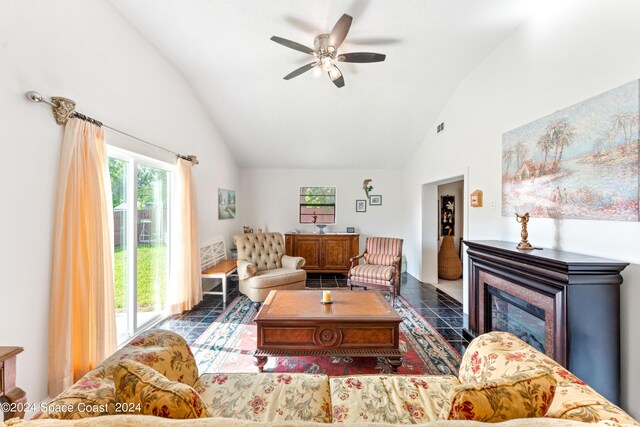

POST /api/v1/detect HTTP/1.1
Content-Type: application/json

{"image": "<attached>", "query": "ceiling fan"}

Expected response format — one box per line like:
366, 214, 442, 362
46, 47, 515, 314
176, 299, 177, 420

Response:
270, 14, 386, 88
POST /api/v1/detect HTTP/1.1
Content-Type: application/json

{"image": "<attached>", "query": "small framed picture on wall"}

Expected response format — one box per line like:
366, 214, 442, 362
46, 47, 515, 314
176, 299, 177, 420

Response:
218, 188, 236, 220
356, 200, 367, 212
369, 195, 382, 206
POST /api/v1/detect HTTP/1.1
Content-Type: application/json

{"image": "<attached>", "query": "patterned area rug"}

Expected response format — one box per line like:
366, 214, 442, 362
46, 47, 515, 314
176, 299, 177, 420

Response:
191, 294, 461, 376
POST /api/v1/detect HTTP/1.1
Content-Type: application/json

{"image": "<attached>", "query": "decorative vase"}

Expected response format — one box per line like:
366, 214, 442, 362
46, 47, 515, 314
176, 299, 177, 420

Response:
438, 236, 462, 280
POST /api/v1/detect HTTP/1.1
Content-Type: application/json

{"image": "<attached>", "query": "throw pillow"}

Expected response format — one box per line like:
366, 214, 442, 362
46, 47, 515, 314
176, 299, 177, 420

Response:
441, 370, 556, 422
364, 253, 398, 266
114, 360, 210, 419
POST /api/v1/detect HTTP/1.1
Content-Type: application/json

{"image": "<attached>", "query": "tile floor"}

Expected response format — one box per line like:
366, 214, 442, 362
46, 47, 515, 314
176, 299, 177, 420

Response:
433, 278, 463, 302
158, 273, 470, 356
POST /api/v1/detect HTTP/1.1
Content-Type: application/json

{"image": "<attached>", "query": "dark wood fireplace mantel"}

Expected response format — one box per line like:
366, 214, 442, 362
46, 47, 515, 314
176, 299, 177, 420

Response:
464, 240, 628, 405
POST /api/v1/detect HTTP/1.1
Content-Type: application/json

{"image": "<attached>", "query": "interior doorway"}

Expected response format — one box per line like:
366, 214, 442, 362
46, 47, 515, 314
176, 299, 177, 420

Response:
436, 180, 464, 302
420, 171, 468, 311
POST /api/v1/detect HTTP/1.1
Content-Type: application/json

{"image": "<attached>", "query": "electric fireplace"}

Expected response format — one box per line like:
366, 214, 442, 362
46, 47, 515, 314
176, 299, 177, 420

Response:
464, 240, 628, 405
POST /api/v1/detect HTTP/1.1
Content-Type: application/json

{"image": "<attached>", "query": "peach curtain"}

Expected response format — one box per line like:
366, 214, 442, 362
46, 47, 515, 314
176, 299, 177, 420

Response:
48, 118, 116, 396
169, 158, 202, 314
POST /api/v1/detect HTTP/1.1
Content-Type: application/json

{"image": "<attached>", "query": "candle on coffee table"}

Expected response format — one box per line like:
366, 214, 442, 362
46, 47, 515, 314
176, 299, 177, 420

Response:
323, 290, 331, 302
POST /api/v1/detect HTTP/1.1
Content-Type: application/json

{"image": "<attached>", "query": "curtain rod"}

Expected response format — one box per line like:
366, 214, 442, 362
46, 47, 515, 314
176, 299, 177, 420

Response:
25, 91, 198, 165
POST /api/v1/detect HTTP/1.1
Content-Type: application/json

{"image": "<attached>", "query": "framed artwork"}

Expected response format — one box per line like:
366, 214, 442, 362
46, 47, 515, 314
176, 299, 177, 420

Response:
470, 190, 483, 207
441, 195, 455, 236
369, 195, 382, 205
218, 188, 236, 219
355, 199, 367, 212
502, 80, 639, 221
346, 227, 355, 233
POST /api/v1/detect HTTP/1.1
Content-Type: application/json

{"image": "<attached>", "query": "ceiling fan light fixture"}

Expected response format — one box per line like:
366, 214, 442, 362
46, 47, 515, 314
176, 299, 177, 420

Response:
328, 65, 341, 80
321, 56, 334, 71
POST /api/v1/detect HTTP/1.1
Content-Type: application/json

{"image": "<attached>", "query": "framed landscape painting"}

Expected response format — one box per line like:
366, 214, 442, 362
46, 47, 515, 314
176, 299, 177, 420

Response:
502, 80, 639, 222
218, 188, 236, 220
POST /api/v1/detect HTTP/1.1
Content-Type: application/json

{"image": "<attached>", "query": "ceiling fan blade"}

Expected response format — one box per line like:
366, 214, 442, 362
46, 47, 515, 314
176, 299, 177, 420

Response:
270, 36, 315, 55
284, 16, 322, 35
347, 37, 402, 46
337, 52, 386, 63
283, 62, 319, 80
328, 65, 345, 88
329, 14, 353, 49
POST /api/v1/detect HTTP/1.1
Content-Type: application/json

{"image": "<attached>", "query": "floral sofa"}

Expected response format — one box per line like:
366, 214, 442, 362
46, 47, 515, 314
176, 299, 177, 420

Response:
7, 329, 636, 426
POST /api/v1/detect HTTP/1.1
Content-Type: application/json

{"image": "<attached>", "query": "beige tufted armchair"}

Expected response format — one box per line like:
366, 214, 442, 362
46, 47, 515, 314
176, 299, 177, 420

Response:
233, 232, 307, 304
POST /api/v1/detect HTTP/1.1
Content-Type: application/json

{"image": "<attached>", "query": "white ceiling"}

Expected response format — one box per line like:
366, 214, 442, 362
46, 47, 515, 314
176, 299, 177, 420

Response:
110, 0, 543, 169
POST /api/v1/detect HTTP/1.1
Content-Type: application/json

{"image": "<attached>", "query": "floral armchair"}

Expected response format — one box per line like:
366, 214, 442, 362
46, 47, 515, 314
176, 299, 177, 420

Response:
347, 237, 403, 305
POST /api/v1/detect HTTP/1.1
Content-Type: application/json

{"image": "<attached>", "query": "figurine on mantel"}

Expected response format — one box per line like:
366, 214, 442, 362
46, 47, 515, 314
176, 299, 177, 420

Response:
515, 212, 533, 250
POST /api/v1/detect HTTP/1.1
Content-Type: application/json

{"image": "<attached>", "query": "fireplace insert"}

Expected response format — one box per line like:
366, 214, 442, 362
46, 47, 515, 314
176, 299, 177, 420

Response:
487, 285, 545, 353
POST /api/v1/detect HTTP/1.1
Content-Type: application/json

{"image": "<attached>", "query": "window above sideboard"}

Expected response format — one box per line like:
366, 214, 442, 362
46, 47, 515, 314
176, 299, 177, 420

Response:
299, 186, 336, 224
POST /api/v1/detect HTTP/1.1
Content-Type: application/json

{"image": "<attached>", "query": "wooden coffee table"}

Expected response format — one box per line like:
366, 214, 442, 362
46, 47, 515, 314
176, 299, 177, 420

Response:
253, 290, 403, 372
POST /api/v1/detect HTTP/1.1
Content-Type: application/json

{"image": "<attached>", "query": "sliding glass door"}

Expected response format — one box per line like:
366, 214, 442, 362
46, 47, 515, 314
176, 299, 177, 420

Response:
108, 148, 171, 344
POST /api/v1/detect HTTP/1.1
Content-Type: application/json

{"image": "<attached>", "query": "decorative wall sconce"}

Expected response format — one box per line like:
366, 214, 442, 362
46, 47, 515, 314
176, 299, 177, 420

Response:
470, 190, 483, 207
362, 179, 373, 199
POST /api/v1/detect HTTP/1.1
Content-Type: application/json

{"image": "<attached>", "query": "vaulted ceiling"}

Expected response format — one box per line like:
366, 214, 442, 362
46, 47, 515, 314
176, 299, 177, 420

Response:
110, 0, 545, 169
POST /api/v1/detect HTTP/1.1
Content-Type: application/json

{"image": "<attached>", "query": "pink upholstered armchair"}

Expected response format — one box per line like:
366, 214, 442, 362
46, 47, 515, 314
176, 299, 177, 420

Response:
347, 237, 403, 305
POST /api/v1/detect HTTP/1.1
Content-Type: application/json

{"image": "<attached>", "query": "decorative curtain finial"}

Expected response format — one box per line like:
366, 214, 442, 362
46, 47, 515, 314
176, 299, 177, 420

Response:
180, 154, 199, 165
51, 97, 76, 125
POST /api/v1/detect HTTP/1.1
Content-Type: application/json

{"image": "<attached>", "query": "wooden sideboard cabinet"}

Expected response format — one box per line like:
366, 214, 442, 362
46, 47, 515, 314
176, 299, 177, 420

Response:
285, 233, 359, 275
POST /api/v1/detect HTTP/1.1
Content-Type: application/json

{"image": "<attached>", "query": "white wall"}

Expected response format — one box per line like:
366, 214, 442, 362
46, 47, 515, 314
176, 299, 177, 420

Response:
240, 169, 404, 253
0, 0, 239, 413
403, 0, 640, 416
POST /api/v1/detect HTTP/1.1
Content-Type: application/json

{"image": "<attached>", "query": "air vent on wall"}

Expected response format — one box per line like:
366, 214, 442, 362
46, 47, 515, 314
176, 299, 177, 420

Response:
437, 122, 445, 133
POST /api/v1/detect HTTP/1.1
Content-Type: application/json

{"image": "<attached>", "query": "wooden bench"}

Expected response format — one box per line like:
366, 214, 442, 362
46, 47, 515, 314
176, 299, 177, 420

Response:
200, 237, 237, 305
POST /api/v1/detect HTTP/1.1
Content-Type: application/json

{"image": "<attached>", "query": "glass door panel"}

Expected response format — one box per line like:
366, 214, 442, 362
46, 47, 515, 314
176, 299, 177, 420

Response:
109, 157, 130, 343
109, 148, 172, 345
135, 163, 169, 329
